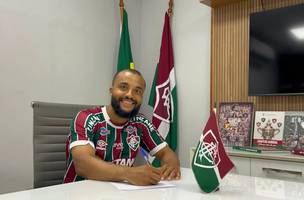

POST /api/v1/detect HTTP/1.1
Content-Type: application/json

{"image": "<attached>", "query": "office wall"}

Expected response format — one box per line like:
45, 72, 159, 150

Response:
138, 0, 211, 168
0, 0, 141, 193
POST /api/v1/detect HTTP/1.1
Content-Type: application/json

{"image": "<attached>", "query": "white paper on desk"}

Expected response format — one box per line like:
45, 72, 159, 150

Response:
110, 181, 175, 191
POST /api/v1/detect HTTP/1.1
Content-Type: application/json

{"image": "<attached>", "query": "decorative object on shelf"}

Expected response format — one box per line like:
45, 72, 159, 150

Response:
232, 146, 290, 154
292, 148, 304, 156
218, 102, 254, 147
283, 112, 304, 151
253, 111, 285, 149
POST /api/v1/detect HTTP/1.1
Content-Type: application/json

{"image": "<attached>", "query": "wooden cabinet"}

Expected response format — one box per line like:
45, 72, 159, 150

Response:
190, 147, 304, 182
199, 0, 243, 8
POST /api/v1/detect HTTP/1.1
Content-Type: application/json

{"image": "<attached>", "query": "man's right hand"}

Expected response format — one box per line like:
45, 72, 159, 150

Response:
125, 164, 162, 185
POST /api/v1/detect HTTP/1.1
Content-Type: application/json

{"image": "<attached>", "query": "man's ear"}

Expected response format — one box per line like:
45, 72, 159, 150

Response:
109, 87, 113, 95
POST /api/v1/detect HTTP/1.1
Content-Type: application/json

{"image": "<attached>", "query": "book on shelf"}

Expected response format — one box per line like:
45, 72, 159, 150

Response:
283, 112, 304, 151
252, 111, 285, 149
232, 146, 290, 154
217, 102, 254, 147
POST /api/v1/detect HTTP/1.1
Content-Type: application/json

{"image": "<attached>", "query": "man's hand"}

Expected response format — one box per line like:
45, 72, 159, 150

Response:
154, 145, 181, 181
125, 164, 162, 185
160, 164, 181, 180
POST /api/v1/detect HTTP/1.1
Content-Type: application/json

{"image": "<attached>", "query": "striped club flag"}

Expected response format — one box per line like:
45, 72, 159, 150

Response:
148, 12, 177, 166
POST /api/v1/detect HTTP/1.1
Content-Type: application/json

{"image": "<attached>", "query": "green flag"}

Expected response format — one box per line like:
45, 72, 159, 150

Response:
148, 13, 177, 167
117, 9, 134, 72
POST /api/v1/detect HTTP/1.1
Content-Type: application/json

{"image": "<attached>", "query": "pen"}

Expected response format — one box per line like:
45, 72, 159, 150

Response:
140, 148, 151, 165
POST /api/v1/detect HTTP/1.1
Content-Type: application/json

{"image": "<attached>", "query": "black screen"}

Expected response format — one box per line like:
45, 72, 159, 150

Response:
249, 4, 304, 96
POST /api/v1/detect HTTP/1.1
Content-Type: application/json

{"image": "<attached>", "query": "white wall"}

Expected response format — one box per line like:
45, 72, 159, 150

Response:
138, 0, 211, 168
0, 0, 210, 193
0, 0, 142, 194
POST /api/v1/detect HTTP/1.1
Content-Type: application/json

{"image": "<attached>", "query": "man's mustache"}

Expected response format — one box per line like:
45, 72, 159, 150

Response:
119, 97, 137, 105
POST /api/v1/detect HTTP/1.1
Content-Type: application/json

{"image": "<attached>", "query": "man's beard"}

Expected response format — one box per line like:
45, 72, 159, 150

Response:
111, 97, 141, 119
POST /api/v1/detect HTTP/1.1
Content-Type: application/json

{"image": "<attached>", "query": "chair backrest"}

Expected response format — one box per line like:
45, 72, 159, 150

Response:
32, 101, 95, 188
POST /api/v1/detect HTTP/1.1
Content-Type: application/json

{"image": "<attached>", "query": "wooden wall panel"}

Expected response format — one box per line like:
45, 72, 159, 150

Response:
211, 0, 304, 111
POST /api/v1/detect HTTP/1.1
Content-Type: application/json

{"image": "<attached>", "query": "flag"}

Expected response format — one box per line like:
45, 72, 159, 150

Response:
192, 110, 234, 193
148, 12, 177, 167
117, 8, 134, 72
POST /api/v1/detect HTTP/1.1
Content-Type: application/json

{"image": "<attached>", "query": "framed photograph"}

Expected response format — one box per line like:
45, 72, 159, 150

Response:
283, 112, 304, 150
218, 102, 254, 147
253, 111, 285, 149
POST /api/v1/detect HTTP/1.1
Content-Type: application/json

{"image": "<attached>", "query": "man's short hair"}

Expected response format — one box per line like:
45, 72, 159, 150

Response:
112, 69, 146, 88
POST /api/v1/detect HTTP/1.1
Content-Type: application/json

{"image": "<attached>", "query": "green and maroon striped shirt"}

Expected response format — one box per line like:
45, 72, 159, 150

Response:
63, 106, 166, 183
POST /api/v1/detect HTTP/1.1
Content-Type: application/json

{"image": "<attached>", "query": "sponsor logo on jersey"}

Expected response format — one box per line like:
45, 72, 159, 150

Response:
132, 116, 155, 132
127, 134, 140, 151
96, 140, 107, 151
99, 127, 110, 136
113, 142, 123, 150
125, 125, 136, 134
193, 129, 220, 169
113, 158, 135, 166
86, 115, 100, 131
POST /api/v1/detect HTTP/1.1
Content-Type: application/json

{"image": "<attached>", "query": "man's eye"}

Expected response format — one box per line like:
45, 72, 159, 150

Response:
119, 84, 128, 90
135, 89, 143, 95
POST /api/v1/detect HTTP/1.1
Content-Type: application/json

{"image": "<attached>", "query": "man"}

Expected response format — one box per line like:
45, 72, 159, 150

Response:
63, 69, 180, 185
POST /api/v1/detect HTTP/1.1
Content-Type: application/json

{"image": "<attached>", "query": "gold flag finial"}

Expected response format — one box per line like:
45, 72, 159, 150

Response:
119, 0, 124, 8
167, 0, 173, 17
120, 0, 124, 23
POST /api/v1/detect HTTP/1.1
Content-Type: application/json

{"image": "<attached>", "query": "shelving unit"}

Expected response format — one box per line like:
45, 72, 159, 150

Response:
190, 147, 304, 183
199, 0, 243, 8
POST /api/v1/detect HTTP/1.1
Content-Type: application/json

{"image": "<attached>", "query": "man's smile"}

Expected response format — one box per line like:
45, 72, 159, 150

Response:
119, 98, 137, 110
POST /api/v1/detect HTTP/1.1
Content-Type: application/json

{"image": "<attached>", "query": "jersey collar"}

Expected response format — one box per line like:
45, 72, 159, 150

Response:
102, 106, 128, 129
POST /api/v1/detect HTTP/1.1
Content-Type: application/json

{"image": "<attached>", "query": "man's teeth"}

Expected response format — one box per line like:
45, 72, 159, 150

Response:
122, 99, 135, 104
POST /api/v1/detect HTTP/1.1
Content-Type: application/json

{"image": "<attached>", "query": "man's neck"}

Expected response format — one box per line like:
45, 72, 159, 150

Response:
106, 105, 129, 125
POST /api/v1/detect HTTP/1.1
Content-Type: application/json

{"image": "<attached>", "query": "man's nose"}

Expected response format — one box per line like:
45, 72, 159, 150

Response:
125, 89, 133, 98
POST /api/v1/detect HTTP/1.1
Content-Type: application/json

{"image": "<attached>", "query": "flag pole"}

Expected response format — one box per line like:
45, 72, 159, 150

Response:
167, 0, 173, 17
119, 0, 124, 23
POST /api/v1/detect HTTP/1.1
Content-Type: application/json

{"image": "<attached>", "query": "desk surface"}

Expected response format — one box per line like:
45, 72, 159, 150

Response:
1, 168, 304, 200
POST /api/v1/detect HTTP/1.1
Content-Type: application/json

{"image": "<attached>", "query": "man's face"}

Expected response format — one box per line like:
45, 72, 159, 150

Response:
110, 71, 145, 118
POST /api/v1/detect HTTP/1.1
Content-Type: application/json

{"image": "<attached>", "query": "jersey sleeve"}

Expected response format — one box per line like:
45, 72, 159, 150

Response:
139, 120, 167, 156
69, 110, 95, 150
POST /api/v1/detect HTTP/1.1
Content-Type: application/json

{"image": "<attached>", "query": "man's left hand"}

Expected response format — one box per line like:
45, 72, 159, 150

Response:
160, 164, 181, 180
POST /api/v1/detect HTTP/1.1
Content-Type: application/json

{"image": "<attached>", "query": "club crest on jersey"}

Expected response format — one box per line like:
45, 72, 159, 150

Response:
99, 127, 110, 136
96, 140, 107, 151
127, 134, 140, 151
193, 129, 221, 169
153, 79, 173, 123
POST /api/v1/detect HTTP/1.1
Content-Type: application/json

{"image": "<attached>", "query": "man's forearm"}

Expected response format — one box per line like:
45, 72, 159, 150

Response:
73, 153, 129, 182
74, 154, 162, 185
71, 145, 162, 185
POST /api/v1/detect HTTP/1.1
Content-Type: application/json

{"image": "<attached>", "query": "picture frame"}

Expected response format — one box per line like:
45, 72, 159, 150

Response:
218, 102, 254, 147
283, 112, 304, 151
252, 111, 285, 149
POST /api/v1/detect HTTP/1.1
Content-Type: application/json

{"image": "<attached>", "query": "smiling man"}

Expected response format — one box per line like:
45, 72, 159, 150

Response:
63, 69, 180, 186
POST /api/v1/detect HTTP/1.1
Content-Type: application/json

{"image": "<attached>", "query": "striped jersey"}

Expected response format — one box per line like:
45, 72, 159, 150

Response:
63, 106, 166, 183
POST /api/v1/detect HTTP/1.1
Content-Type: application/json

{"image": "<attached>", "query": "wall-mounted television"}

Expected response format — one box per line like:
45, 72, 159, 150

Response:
248, 4, 304, 96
